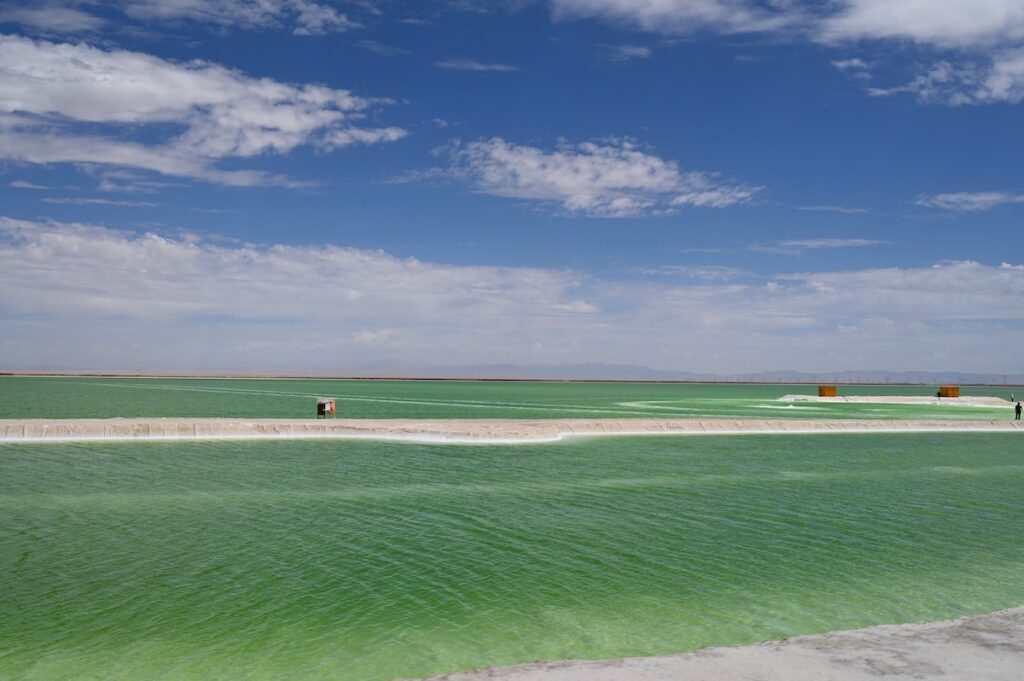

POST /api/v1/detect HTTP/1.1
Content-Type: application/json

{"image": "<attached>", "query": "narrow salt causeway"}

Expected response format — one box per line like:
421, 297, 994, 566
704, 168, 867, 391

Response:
417, 606, 1024, 681
780, 394, 1014, 407
1, 417, 1022, 444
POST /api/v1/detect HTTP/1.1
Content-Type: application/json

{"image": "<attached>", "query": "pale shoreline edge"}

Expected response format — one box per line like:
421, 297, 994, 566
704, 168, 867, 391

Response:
414, 605, 1024, 681
1, 418, 1022, 444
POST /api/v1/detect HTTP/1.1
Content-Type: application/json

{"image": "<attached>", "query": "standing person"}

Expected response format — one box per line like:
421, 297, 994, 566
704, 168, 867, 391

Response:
1016, 402, 1022, 421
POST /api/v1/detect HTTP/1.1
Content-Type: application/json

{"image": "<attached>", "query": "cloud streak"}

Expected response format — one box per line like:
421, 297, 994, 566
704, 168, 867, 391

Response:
41, 197, 160, 207
749, 239, 886, 255
435, 59, 520, 72
917, 191, 1024, 212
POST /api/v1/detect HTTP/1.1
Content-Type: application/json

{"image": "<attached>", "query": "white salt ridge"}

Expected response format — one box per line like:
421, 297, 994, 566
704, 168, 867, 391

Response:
1, 417, 1022, 445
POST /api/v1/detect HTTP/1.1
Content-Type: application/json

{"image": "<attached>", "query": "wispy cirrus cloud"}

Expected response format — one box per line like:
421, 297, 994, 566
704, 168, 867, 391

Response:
547, 0, 802, 36
634, 265, 750, 280
605, 44, 652, 61
1, 216, 1021, 374
1, 0, 361, 36
42, 197, 160, 207
446, 137, 760, 217
832, 58, 868, 71
0, 35, 405, 187
749, 238, 886, 255
9, 179, 48, 189
881, 51, 1024, 105
916, 191, 1024, 212
796, 205, 869, 214
122, 0, 361, 34
435, 59, 520, 72
355, 39, 411, 57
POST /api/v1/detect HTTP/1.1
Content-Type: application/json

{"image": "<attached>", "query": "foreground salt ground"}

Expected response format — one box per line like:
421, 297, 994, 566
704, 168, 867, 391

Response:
417, 606, 1024, 681
1, 417, 1022, 443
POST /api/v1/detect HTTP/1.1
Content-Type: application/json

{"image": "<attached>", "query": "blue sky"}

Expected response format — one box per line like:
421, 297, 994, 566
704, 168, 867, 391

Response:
1, 1, 1023, 374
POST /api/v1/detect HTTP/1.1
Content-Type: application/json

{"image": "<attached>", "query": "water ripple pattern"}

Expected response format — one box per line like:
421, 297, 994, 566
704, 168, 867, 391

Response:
2, 433, 1023, 680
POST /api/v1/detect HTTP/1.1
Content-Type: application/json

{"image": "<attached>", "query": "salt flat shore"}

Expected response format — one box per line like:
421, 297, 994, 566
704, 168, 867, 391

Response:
781, 394, 1013, 407
0, 418, 1021, 443
418, 606, 1024, 681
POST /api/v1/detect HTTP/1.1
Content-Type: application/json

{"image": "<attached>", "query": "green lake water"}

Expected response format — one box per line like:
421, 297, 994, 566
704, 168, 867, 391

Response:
3, 432, 1024, 680
0, 376, 1020, 420
2, 378, 1023, 679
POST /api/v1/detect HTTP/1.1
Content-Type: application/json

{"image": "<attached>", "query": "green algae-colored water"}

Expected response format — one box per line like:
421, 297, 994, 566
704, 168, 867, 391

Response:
2, 378, 1023, 679
0, 375, 1020, 420
3, 432, 1024, 680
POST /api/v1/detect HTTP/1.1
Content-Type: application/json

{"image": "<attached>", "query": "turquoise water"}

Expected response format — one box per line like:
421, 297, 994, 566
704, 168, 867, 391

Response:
0, 376, 1020, 420
3, 433, 1024, 680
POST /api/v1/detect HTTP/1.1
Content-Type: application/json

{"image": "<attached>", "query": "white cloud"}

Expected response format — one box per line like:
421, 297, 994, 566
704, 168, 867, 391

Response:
0, 5, 104, 33
544, 0, 1024, 52
448, 138, 760, 217
536, 2, 1024, 108
820, 3, 1024, 106
866, 53, 1024, 105
821, 0, 1024, 48
917, 191, 1024, 212
1, 217, 1021, 373
972, 48, 1024, 103
547, 0, 801, 35
435, 59, 520, 72
0, 35, 404, 185
749, 238, 886, 255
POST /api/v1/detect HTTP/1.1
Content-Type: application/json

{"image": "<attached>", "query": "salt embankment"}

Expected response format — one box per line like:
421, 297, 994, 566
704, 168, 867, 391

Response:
1, 418, 1022, 443
781, 394, 1014, 407
418, 605, 1024, 681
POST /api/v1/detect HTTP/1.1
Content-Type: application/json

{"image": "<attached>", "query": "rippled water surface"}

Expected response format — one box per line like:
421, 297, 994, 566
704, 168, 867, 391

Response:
1, 376, 1020, 420
3, 433, 1024, 680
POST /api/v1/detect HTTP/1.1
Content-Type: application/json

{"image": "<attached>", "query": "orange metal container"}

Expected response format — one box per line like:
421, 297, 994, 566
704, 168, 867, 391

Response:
818, 385, 838, 397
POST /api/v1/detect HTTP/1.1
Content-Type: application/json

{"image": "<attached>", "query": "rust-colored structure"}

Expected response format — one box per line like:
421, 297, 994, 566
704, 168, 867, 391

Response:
938, 386, 960, 398
818, 385, 838, 397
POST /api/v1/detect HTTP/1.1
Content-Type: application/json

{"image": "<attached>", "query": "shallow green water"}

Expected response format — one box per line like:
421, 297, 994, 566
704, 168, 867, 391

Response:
0, 376, 1020, 420
3, 433, 1024, 680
